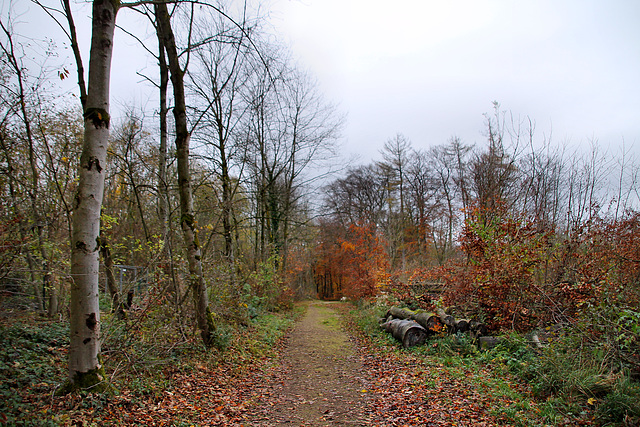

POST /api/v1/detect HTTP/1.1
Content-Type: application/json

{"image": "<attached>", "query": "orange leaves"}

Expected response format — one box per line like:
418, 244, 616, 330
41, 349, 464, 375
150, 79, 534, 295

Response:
315, 220, 391, 300
341, 241, 356, 252
334, 222, 390, 299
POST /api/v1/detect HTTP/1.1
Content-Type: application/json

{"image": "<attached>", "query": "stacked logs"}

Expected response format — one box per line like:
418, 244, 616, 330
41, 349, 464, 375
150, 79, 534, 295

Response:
380, 319, 428, 348
380, 306, 489, 348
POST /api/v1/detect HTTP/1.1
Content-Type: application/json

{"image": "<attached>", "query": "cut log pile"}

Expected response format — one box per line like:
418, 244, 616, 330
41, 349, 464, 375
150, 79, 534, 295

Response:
380, 319, 428, 348
380, 306, 491, 348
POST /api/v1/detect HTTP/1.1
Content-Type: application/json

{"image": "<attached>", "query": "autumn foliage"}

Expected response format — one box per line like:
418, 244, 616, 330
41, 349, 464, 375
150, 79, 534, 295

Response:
446, 210, 557, 331
314, 221, 390, 300
404, 208, 640, 335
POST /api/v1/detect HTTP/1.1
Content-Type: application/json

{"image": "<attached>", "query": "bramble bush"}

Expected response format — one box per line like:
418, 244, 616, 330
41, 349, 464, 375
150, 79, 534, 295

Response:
412, 208, 640, 425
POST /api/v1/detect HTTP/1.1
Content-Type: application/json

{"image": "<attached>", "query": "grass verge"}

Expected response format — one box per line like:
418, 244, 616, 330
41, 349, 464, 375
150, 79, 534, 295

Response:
344, 299, 640, 426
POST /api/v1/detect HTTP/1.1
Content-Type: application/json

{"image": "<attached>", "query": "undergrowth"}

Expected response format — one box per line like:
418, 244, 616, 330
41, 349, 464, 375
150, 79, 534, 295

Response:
0, 303, 300, 426
349, 298, 640, 427
0, 317, 67, 426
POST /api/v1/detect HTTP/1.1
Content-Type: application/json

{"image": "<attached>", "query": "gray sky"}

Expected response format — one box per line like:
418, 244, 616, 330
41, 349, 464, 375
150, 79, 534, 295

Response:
11, 0, 640, 164
267, 0, 640, 162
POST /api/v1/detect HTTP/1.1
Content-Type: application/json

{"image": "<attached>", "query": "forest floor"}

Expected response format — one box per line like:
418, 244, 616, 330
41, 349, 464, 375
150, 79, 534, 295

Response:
2, 300, 552, 426
244, 300, 541, 427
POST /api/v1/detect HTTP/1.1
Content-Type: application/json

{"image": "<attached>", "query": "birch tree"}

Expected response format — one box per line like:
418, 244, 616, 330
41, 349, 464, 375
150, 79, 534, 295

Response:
66, 0, 118, 391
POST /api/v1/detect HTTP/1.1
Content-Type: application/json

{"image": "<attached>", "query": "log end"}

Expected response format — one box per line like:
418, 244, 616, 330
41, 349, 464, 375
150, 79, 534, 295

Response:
402, 328, 428, 348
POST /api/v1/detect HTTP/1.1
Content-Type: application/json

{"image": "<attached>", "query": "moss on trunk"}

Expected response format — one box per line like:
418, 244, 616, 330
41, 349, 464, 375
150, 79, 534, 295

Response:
57, 356, 110, 395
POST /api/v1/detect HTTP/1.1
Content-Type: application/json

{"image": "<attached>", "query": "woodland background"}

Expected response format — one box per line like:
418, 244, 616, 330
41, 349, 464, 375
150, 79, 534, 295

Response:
0, 0, 639, 425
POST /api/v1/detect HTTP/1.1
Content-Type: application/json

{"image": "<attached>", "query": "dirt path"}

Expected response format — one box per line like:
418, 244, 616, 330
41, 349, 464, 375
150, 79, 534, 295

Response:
249, 301, 371, 426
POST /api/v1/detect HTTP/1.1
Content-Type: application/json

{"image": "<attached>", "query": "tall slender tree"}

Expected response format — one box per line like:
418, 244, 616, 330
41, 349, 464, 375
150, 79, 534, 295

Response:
379, 134, 411, 269
67, 0, 118, 391
188, 13, 252, 262
155, 1, 215, 348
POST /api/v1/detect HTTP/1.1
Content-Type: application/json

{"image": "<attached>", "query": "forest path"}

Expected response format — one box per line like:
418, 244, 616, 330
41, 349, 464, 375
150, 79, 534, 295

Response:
248, 301, 372, 426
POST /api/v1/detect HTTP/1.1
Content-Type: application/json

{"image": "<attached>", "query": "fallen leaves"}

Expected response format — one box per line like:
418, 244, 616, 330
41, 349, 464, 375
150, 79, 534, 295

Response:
337, 305, 548, 426
21, 302, 552, 426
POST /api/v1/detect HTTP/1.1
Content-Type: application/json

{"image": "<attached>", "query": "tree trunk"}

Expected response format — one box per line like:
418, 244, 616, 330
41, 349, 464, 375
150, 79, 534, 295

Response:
67, 0, 117, 392
156, 34, 169, 242
386, 307, 445, 335
436, 308, 456, 333
217, 126, 234, 262
1, 17, 46, 311
412, 311, 445, 334
99, 236, 124, 319
455, 319, 470, 333
470, 320, 489, 337
381, 318, 428, 348
386, 306, 415, 320
155, 2, 215, 348
47, 280, 59, 318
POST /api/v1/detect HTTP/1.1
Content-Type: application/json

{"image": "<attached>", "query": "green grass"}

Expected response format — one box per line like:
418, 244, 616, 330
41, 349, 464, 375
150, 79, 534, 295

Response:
348, 300, 640, 426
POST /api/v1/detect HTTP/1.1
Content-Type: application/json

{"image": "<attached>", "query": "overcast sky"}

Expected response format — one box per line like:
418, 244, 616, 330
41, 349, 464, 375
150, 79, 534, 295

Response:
11, 0, 640, 164
266, 0, 640, 162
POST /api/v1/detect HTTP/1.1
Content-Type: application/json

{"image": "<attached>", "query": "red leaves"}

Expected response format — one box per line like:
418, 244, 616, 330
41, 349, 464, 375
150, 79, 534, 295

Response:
406, 208, 640, 333
315, 220, 390, 300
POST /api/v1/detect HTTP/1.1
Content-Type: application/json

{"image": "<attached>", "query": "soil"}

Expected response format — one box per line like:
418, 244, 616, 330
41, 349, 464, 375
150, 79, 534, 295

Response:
248, 301, 372, 426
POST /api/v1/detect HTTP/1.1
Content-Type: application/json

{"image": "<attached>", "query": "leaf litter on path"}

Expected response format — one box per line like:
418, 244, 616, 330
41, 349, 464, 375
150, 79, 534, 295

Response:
45, 301, 544, 426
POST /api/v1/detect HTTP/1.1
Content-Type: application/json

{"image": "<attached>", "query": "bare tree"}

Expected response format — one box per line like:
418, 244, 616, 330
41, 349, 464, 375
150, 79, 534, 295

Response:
378, 134, 411, 269
427, 144, 459, 264
518, 136, 565, 231
278, 69, 342, 270
564, 142, 610, 232
155, 1, 215, 348
324, 164, 388, 228
0, 21, 42, 309
470, 103, 520, 223
244, 55, 341, 267
188, 10, 254, 262
405, 149, 438, 259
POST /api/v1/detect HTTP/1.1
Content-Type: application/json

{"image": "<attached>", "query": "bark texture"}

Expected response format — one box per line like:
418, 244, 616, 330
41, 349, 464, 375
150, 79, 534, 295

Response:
155, 2, 214, 347
68, 0, 117, 390
436, 308, 456, 333
381, 318, 428, 348
385, 307, 445, 334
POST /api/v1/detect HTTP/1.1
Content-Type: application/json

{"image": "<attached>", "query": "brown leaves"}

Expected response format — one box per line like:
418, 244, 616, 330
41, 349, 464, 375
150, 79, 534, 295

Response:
21, 301, 551, 427
46, 359, 279, 426
361, 354, 502, 426
336, 304, 543, 427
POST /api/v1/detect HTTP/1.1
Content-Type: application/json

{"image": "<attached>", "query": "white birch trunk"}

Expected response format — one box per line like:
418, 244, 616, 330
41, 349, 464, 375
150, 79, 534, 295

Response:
68, 0, 117, 389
